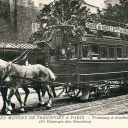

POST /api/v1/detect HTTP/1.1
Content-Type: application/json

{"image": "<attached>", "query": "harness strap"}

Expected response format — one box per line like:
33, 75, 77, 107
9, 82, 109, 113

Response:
10, 74, 52, 85
21, 73, 27, 86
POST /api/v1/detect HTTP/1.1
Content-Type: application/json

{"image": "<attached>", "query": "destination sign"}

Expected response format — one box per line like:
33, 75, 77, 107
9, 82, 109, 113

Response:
85, 22, 128, 35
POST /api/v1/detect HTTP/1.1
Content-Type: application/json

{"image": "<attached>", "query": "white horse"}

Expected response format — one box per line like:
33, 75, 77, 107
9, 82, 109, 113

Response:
0, 58, 55, 114
0, 59, 14, 114
5, 63, 56, 114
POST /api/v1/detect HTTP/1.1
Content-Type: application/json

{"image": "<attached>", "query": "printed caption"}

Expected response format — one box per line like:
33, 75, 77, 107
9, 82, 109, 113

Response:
0, 115, 128, 124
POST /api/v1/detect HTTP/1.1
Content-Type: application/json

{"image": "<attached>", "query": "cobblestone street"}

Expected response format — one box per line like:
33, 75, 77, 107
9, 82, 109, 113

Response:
1, 89, 128, 115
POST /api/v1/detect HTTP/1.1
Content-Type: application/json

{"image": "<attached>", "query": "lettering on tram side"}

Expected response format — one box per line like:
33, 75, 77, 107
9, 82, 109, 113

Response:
85, 22, 128, 34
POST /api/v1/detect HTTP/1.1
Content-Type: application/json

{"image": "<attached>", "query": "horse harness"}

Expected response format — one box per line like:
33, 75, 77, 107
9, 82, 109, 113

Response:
0, 63, 52, 89
0, 63, 13, 87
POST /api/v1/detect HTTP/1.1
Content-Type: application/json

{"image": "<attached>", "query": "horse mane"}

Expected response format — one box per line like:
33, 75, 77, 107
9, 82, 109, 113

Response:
0, 59, 8, 63
7, 62, 56, 82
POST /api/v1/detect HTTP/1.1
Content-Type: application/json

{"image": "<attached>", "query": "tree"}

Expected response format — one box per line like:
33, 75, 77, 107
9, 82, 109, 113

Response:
94, 1, 128, 40
100, 1, 128, 27
37, 0, 89, 29
28, 0, 91, 43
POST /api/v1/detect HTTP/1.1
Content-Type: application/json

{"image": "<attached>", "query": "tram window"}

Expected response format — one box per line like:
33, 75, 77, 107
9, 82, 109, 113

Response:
109, 47, 115, 59
61, 44, 77, 59
91, 45, 99, 53
100, 46, 107, 59
123, 46, 128, 59
91, 45, 99, 59
82, 45, 90, 58
67, 44, 77, 59
116, 47, 123, 58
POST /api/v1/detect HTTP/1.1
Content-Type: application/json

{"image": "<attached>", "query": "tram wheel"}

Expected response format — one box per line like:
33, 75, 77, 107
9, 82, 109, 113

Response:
66, 85, 81, 98
105, 86, 111, 97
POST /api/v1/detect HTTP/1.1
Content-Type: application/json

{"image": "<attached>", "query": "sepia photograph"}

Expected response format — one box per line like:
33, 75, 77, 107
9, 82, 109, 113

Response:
1, 1, 128, 124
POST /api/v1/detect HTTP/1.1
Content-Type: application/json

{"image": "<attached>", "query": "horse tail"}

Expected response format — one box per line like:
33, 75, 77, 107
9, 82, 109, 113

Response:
46, 68, 56, 81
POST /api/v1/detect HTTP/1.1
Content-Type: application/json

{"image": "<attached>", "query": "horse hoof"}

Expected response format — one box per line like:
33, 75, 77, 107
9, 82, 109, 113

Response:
41, 102, 46, 107
8, 105, 13, 111
6, 111, 12, 115
46, 106, 51, 110
38, 103, 42, 107
20, 108, 25, 112
46, 104, 51, 110
38, 102, 46, 107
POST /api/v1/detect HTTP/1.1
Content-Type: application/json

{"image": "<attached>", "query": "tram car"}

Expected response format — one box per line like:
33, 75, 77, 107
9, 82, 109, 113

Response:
37, 23, 128, 100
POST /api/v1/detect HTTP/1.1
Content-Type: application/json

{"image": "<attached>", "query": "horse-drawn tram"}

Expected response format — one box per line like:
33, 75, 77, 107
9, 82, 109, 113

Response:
37, 22, 128, 100
1, 22, 128, 114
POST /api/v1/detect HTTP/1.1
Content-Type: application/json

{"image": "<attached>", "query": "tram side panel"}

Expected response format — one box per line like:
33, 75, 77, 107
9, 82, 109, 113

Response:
49, 59, 128, 85
122, 60, 128, 79
78, 60, 125, 84
50, 60, 125, 85
50, 61, 77, 83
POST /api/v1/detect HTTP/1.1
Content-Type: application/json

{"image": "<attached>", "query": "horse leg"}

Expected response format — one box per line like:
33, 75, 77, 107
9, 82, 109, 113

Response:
51, 86, 57, 97
35, 88, 45, 106
0, 87, 8, 114
43, 84, 53, 109
41, 87, 46, 98
6, 88, 15, 114
22, 87, 30, 106
15, 89, 25, 112
41, 87, 47, 105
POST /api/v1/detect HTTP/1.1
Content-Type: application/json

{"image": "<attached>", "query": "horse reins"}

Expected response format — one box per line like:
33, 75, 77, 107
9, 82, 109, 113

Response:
0, 49, 29, 87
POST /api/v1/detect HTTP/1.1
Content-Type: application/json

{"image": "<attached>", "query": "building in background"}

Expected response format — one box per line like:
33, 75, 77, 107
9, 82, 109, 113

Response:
0, 0, 100, 44
39, 3, 44, 10
34, 0, 99, 13
0, 0, 43, 63
32, 22, 40, 33
0, 0, 13, 43
0, 0, 39, 44
104, 0, 120, 8
17, 0, 35, 8
81, 1, 99, 14
74, 0, 99, 14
